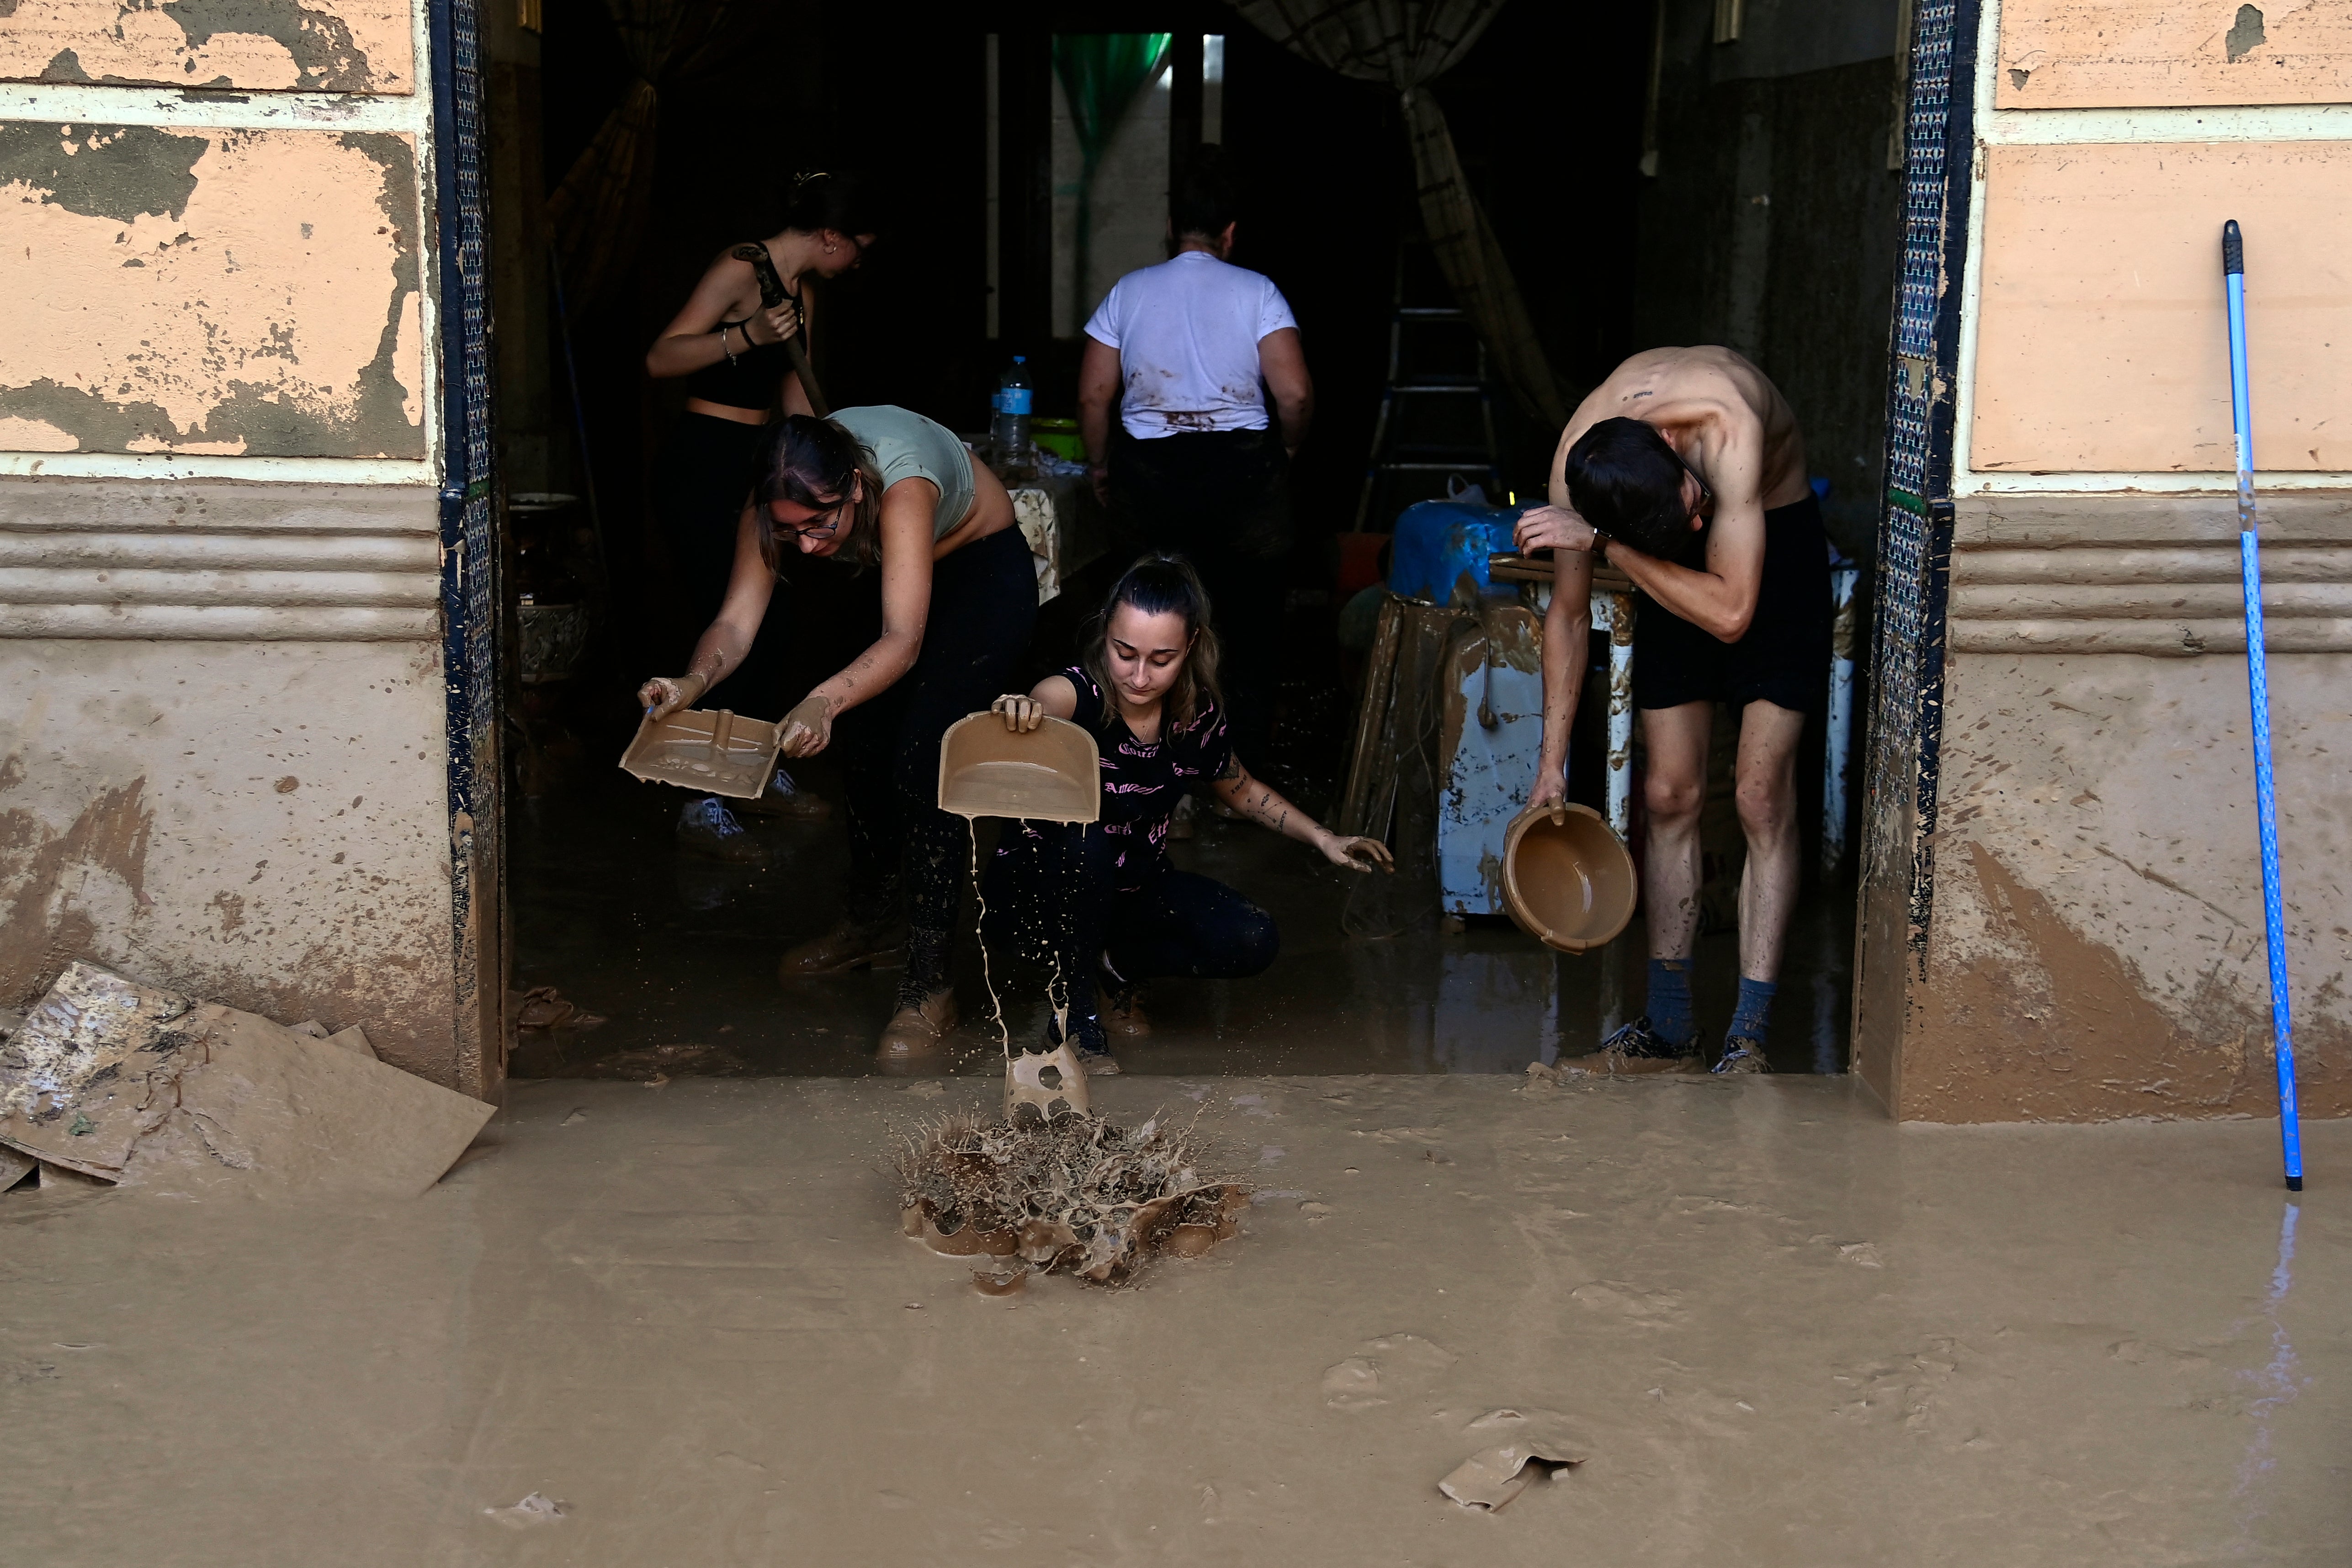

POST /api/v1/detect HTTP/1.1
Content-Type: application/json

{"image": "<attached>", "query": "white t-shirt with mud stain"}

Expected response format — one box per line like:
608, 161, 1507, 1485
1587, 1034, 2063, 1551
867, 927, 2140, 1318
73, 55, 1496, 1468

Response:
1083, 250, 1298, 440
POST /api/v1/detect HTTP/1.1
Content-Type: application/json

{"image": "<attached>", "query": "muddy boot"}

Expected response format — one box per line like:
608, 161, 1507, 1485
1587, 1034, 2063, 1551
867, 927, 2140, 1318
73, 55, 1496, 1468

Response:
738, 766, 833, 823
1103, 985, 1151, 1041
1599, 1015, 1701, 1075
676, 797, 768, 867
1711, 1034, 1771, 1075
876, 989, 958, 1070
1098, 952, 1149, 1039
778, 916, 907, 979
1047, 998, 1120, 1076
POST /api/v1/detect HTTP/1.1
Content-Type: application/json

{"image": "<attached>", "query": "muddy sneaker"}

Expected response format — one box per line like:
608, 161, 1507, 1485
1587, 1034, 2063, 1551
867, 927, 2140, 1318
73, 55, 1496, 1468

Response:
1599, 1015, 1701, 1075
1711, 1034, 1772, 1075
738, 766, 833, 822
677, 796, 768, 867
1075, 1047, 1122, 1077
1100, 954, 1151, 1039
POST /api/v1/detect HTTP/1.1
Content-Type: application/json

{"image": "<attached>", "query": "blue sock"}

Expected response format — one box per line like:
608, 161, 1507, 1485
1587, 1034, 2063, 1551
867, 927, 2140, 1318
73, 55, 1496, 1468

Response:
1646, 959, 1694, 1047
1731, 977, 1778, 1044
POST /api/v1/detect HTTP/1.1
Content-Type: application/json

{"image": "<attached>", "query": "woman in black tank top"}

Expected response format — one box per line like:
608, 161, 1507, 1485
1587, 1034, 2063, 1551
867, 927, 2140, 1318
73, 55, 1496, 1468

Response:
641, 173, 879, 863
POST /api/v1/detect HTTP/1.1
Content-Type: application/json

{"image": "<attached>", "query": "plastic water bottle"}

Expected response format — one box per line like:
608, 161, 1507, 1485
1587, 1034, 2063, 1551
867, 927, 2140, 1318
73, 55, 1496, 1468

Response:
991, 355, 1034, 469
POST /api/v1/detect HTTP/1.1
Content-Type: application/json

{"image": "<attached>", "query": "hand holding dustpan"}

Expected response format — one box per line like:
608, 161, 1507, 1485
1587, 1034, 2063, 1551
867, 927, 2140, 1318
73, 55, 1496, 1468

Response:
938, 708, 1099, 823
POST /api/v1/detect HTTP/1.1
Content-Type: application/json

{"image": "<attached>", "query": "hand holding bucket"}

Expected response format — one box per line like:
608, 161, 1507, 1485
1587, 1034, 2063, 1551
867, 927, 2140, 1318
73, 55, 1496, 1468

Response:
1501, 804, 1637, 953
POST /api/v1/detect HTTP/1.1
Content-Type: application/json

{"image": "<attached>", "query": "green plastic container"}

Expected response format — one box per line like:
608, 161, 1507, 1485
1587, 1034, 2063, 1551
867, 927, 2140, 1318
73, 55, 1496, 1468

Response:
1032, 417, 1085, 461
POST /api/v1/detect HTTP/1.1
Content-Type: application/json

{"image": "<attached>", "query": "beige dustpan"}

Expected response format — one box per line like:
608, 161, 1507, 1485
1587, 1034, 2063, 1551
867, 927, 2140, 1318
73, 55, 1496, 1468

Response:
618, 707, 782, 800
937, 712, 1099, 822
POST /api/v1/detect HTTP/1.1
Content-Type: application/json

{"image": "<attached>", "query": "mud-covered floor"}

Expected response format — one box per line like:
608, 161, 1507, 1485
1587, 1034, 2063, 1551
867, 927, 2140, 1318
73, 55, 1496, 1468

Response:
509, 766, 1855, 1078
5, 1074, 2342, 1565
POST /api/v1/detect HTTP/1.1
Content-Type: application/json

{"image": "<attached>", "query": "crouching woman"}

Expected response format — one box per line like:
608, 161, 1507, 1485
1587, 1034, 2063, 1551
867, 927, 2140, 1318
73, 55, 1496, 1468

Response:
982, 554, 1389, 1073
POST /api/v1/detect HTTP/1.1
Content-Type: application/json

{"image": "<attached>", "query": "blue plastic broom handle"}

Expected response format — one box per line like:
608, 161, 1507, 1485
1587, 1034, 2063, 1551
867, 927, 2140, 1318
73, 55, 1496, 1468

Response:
2226, 219, 2303, 1190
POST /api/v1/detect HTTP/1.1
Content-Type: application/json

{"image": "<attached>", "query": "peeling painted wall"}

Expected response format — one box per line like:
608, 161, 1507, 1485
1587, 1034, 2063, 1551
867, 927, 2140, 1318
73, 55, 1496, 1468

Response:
1998, 0, 2352, 108
0, 0, 476, 1091
0, 478, 457, 1081
0, 0, 414, 95
1970, 141, 2351, 474
0, 123, 424, 458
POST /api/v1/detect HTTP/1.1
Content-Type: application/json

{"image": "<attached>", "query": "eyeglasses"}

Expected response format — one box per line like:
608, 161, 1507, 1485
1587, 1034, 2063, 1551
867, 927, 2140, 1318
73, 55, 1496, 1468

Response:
775, 494, 850, 541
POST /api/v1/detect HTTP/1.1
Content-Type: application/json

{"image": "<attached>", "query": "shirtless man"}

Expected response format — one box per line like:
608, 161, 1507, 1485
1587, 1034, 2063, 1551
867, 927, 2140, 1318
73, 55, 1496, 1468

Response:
1514, 347, 1828, 1074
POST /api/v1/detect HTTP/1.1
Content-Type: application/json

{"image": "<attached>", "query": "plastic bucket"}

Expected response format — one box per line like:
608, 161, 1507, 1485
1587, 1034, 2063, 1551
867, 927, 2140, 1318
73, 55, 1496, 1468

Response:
1501, 804, 1637, 953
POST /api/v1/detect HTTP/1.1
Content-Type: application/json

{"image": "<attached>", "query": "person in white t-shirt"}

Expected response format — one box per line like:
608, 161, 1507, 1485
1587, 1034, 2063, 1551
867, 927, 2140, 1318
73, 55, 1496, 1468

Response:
1077, 147, 1313, 770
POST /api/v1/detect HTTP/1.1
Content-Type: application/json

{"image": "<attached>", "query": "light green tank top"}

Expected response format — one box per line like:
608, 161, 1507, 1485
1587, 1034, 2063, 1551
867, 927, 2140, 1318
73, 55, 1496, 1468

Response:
830, 405, 977, 540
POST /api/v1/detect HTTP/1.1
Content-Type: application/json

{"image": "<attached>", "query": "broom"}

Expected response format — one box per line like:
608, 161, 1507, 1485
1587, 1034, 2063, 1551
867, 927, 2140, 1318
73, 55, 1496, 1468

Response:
2223, 219, 2303, 1192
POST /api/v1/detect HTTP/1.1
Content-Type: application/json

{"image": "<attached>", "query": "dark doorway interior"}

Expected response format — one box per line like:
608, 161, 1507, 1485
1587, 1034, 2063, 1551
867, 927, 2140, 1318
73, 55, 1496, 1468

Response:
493, 0, 1899, 1081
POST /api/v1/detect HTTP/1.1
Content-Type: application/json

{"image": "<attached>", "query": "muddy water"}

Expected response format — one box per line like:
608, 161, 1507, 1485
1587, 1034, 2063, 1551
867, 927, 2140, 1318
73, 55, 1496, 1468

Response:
3, 1076, 2344, 1564
511, 770, 1854, 1078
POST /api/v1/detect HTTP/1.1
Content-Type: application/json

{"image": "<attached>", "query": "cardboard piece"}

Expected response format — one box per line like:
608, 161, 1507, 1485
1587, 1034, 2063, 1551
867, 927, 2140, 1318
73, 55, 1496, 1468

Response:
118, 1003, 494, 1196
619, 707, 783, 799
324, 1025, 378, 1060
1436, 1409, 1591, 1511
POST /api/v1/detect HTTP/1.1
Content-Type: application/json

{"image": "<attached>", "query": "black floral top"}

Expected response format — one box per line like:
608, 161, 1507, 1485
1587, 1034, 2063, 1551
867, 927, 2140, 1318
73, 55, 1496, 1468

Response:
1003, 663, 1232, 892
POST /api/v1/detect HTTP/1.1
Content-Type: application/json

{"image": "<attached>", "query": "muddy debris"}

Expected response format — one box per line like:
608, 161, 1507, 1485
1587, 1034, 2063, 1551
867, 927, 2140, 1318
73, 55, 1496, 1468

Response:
510, 985, 607, 1033
482, 1492, 568, 1528
897, 1109, 1246, 1285
971, 1261, 1028, 1296
1436, 1409, 1592, 1511
572, 1042, 745, 1081
0, 960, 492, 1197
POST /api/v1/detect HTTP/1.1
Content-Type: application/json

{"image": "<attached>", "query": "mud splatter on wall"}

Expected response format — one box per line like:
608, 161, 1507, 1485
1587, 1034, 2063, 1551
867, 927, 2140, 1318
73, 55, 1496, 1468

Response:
0, 557, 459, 1082
0, 0, 414, 95
0, 123, 424, 458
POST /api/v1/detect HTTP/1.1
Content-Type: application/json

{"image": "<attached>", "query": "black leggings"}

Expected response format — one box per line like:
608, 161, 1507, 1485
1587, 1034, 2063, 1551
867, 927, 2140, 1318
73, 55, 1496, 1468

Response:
982, 818, 1280, 1052
653, 411, 790, 715
833, 525, 1038, 998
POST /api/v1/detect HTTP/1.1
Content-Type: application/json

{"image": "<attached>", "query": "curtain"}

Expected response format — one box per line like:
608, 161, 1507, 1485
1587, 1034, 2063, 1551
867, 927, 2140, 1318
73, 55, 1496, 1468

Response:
1228, 0, 1572, 429
544, 0, 758, 318
1052, 33, 1172, 332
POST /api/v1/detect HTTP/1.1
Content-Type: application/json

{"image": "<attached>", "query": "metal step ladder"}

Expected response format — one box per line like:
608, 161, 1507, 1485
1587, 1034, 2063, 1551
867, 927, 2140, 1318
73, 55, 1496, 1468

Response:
1353, 252, 1505, 530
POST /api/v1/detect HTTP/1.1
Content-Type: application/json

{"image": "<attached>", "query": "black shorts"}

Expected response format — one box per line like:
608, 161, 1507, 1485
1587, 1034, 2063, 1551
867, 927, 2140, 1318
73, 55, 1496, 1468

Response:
1631, 492, 1832, 715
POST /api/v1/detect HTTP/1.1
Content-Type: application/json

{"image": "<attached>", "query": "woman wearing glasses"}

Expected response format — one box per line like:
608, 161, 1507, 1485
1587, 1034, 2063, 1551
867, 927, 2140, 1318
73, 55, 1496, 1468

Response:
642, 171, 877, 862
637, 408, 1032, 1065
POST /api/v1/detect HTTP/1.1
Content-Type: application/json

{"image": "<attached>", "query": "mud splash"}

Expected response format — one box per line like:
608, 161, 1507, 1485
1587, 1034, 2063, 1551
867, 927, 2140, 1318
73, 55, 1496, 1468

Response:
896, 1108, 1245, 1285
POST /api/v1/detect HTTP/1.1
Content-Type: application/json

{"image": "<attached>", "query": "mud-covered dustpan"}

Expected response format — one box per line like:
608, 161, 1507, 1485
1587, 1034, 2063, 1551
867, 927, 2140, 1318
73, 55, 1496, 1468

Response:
619, 707, 783, 800
937, 712, 1099, 822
